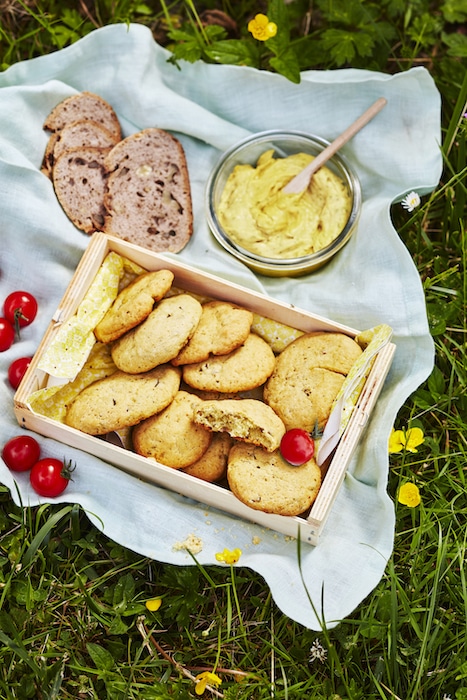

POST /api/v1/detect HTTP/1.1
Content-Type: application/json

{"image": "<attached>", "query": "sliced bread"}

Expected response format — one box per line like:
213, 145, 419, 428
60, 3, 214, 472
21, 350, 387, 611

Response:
102, 128, 193, 253
52, 146, 110, 234
43, 91, 122, 140
42, 119, 120, 179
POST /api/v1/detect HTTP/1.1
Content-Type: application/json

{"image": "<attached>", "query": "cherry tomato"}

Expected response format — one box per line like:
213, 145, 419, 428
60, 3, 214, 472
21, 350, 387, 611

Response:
3, 291, 38, 329
280, 428, 315, 466
8, 356, 32, 389
30, 458, 74, 497
2, 435, 41, 472
0, 317, 15, 352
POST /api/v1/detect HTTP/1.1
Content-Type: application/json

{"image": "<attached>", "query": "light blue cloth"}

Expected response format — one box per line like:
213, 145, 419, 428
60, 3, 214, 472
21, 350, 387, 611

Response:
0, 24, 441, 629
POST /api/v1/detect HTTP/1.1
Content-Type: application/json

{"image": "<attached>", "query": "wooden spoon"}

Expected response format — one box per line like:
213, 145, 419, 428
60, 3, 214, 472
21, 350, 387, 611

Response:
282, 97, 387, 195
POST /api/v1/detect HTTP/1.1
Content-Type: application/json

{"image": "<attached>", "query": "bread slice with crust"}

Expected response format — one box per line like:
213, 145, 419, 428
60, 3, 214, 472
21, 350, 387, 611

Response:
43, 91, 122, 139
42, 119, 120, 179
52, 146, 110, 234
102, 128, 193, 253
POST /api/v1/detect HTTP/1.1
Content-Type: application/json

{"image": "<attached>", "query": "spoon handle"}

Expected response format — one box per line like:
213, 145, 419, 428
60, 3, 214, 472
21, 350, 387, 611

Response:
282, 97, 387, 194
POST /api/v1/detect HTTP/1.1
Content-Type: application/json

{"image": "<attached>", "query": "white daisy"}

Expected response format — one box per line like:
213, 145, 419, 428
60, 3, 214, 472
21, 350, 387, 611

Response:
401, 190, 421, 212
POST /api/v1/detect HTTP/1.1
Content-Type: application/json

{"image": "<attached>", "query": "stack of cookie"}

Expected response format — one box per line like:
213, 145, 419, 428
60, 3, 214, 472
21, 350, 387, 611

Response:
64, 266, 362, 517
42, 91, 193, 253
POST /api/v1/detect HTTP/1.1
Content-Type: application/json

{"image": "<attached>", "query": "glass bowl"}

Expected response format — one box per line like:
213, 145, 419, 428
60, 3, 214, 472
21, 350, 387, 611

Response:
205, 130, 362, 277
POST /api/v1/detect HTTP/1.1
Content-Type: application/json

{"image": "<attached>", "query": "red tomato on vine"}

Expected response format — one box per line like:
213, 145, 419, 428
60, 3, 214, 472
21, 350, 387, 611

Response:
30, 458, 75, 497
3, 291, 38, 330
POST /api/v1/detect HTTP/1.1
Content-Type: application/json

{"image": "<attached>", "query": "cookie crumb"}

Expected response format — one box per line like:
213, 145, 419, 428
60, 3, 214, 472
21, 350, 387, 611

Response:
172, 534, 203, 555
252, 536, 262, 545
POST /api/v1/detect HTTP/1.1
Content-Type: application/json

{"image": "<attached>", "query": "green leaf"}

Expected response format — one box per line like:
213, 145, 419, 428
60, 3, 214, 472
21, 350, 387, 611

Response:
23, 505, 74, 566
266, 0, 291, 53
442, 31, 467, 57
112, 572, 135, 606
204, 39, 259, 67
427, 365, 446, 397
134, 4, 153, 17
441, 0, 467, 23
320, 31, 355, 65
269, 49, 301, 83
86, 642, 115, 671
107, 615, 129, 636
166, 26, 209, 63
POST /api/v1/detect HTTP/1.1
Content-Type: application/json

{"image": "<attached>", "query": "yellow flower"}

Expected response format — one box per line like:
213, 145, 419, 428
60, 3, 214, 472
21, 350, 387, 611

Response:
195, 671, 222, 695
145, 597, 162, 612
215, 547, 242, 564
388, 427, 424, 454
398, 482, 421, 507
248, 13, 277, 41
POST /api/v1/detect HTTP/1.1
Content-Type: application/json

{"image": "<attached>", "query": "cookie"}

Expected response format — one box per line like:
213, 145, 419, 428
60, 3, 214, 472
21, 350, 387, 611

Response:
111, 293, 203, 373
132, 391, 212, 469
183, 432, 232, 482
263, 332, 362, 431
94, 269, 174, 343
227, 442, 322, 516
182, 333, 275, 393
64, 365, 181, 435
172, 301, 253, 366
193, 398, 285, 452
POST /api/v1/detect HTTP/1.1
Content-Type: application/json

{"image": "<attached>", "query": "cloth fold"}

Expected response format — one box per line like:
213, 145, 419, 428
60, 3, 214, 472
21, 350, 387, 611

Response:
0, 23, 441, 629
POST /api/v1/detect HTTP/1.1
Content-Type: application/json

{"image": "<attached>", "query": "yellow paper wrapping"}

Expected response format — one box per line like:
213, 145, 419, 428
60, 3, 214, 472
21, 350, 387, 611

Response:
28, 343, 117, 422
251, 314, 303, 353
335, 323, 393, 434
37, 252, 145, 381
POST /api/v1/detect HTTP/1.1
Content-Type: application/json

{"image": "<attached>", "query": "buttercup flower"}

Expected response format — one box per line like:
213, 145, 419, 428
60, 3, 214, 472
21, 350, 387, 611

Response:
194, 671, 222, 695
215, 547, 242, 564
248, 13, 277, 41
389, 427, 424, 454
401, 190, 421, 212
398, 482, 421, 507
145, 597, 162, 612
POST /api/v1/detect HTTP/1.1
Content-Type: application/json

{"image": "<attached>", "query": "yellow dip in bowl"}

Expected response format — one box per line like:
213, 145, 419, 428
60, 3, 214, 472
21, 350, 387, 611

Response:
218, 150, 352, 260
206, 130, 361, 277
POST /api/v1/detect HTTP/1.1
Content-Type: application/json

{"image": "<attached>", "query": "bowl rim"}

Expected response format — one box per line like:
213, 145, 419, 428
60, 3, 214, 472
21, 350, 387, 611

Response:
205, 129, 362, 273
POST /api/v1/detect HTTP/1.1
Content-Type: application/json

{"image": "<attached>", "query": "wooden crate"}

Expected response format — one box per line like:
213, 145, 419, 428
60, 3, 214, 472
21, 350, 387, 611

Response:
14, 232, 395, 545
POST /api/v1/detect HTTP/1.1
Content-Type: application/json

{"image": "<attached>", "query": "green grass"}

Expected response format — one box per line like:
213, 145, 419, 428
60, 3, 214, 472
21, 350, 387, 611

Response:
1, 1, 467, 698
